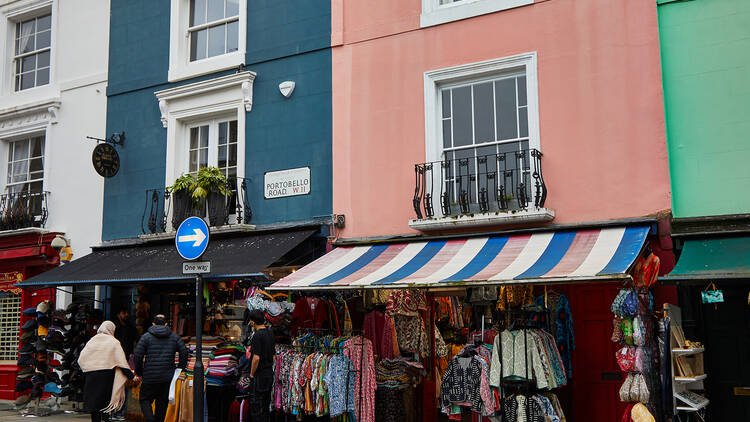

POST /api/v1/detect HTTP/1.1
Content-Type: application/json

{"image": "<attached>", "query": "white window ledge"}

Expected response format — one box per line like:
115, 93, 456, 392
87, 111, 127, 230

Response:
408, 208, 554, 232
421, 0, 533, 28
0, 98, 60, 138
168, 51, 246, 83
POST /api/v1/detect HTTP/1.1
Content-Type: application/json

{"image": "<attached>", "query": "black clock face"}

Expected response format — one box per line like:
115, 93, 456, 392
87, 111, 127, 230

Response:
92, 143, 120, 178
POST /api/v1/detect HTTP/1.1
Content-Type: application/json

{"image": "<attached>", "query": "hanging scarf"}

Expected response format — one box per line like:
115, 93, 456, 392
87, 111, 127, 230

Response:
78, 321, 132, 413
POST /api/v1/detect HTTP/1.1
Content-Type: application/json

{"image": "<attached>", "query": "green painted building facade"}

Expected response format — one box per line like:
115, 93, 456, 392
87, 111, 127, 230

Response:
658, 0, 750, 219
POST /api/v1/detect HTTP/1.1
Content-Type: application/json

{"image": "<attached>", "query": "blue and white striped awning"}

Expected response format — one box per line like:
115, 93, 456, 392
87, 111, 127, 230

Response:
269, 226, 649, 290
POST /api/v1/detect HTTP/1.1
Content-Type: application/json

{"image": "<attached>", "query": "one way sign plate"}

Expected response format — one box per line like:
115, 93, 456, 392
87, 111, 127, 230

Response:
183, 261, 210, 274
175, 217, 210, 260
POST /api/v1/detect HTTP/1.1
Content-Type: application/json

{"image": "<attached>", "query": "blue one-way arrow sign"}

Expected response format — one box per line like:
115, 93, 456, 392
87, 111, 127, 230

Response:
175, 217, 209, 260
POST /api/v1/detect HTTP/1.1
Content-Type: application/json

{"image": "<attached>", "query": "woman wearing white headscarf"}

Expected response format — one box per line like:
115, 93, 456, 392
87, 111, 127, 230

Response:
78, 321, 137, 422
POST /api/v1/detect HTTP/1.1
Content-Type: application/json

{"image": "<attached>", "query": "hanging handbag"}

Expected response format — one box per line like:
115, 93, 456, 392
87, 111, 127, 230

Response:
619, 373, 634, 402
631, 403, 655, 422
632, 316, 645, 346
611, 289, 628, 316
621, 290, 639, 317
701, 282, 724, 304
633, 253, 660, 288
634, 346, 648, 373
611, 316, 624, 343
635, 373, 650, 403
621, 318, 634, 345
616, 346, 637, 372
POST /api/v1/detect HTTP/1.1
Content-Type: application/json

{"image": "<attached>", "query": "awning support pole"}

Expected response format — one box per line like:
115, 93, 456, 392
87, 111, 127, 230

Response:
194, 273, 204, 421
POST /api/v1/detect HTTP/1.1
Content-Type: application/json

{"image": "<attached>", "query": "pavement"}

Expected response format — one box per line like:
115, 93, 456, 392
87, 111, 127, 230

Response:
0, 401, 89, 421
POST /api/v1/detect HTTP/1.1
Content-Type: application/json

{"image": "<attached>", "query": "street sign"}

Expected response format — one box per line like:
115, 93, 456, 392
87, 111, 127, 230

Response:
183, 261, 210, 274
175, 217, 209, 260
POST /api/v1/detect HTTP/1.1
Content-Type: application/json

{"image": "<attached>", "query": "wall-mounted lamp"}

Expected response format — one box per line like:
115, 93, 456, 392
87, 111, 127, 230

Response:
51, 235, 73, 264
279, 81, 295, 98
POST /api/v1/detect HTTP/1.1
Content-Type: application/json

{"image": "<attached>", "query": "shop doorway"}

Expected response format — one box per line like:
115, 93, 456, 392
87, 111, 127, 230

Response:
569, 283, 628, 421
696, 285, 750, 420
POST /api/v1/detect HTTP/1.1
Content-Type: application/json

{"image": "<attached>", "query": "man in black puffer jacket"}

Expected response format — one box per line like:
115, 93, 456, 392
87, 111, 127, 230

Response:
133, 314, 188, 422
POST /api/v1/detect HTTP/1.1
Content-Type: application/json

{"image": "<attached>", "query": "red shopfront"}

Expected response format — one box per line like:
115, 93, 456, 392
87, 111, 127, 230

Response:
0, 231, 60, 400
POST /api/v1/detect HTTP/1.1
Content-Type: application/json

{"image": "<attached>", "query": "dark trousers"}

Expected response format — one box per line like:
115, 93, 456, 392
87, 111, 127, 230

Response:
139, 382, 170, 422
249, 389, 271, 422
90, 411, 110, 422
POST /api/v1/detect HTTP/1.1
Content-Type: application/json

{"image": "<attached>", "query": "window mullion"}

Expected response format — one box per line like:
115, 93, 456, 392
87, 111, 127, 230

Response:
208, 120, 219, 168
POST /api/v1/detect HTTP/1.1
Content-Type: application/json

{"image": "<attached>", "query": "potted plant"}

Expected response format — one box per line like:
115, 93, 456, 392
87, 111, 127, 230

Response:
194, 167, 231, 226
167, 174, 202, 230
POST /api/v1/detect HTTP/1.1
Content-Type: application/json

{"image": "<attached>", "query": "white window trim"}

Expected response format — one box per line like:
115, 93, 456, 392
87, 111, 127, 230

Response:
1, 0, 57, 97
423, 52, 540, 163
184, 117, 237, 177
155, 71, 254, 228
421, 0, 533, 28
168, 0, 247, 83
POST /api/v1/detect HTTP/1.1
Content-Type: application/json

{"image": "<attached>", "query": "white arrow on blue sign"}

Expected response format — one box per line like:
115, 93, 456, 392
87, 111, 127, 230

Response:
175, 217, 210, 260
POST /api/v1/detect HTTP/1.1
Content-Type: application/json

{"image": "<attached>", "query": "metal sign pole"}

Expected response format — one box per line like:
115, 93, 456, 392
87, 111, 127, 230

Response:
194, 273, 204, 420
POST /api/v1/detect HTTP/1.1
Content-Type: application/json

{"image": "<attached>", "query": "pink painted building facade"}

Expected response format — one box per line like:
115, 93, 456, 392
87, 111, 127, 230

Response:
329, 1, 674, 420
332, 0, 670, 240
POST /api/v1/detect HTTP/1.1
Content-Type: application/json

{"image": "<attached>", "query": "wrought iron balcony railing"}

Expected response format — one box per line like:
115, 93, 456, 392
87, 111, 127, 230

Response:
142, 177, 252, 234
413, 149, 546, 219
0, 191, 49, 231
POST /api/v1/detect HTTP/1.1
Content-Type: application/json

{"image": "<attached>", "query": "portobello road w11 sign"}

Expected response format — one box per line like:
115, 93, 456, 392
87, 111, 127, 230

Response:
264, 167, 311, 199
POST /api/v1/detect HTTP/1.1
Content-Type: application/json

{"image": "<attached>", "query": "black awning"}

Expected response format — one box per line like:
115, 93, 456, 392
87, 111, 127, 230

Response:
19, 229, 317, 287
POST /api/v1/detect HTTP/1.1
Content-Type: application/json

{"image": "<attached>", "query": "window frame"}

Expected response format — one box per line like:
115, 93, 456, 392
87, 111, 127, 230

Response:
420, 0, 533, 28
13, 13, 51, 91
168, 0, 247, 83
183, 116, 238, 179
6, 134, 45, 193
424, 52, 540, 164
1, 1, 56, 96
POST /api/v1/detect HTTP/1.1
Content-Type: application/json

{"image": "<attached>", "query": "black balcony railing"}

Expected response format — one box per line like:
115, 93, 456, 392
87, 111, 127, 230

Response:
142, 177, 252, 234
0, 191, 49, 230
413, 149, 546, 219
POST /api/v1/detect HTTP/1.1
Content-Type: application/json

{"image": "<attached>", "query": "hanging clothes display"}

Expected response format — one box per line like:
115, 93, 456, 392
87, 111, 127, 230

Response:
489, 329, 567, 389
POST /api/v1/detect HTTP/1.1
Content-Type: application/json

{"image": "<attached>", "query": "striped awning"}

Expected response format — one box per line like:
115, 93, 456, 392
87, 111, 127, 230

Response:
269, 226, 650, 290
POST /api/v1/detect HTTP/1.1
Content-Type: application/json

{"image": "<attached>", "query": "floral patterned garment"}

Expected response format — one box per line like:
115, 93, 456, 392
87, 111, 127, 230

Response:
323, 354, 356, 417
394, 315, 428, 358
386, 290, 427, 316
343, 336, 377, 422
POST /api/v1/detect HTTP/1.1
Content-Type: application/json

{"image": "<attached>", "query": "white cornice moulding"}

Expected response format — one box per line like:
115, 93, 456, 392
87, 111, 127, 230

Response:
154, 71, 256, 128
0, 98, 61, 138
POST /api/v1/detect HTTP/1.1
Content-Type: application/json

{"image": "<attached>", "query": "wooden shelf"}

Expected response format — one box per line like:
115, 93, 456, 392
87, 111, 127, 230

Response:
672, 347, 704, 356
674, 374, 707, 382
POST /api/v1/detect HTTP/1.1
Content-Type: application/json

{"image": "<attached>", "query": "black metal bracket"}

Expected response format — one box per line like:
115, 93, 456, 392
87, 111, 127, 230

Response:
85, 131, 125, 147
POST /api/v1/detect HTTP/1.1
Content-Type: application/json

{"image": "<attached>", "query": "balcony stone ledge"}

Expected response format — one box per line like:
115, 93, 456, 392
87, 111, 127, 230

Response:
137, 223, 257, 242
408, 208, 555, 232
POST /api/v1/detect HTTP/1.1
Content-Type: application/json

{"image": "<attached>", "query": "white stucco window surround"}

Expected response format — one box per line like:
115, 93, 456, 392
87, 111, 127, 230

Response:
168, 0, 247, 83
0, 0, 58, 98
421, 0, 533, 28
155, 71, 254, 193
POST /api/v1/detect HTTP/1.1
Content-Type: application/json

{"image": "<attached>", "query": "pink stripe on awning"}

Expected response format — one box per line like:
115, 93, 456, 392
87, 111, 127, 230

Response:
270, 246, 350, 287
330, 244, 407, 286
467, 234, 532, 281
544, 229, 600, 277
398, 239, 467, 283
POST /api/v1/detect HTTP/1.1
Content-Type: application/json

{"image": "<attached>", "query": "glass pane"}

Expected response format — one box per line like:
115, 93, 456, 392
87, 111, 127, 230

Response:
198, 149, 208, 168
12, 162, 28, 181
496, 78, 518, 140
218, 122, 227, 145
29, 181, 43, 194
226, 20, 238, 53
441, 90, 451, 119
22, 56, 35, 73
228, 144, 236, 167
498, 142, 520, 172
442, 119, 452, 150
36, 67, 49, 86
226, 0, 239, 16
13, 140, 29, 161
36, 30, 50, 49
207, 24, 225, 57
37, 51, 50, 68
218, 145, 227, 169
29, 170, 43, 181
199, 126, 209, 148
190, 127, 199, 149
517, 76, 527, 107
451, 86, 472, 147
18, 36, 33, 54
454, 148, 475, 202
190, 0, 206, 26
20, 72, 34, 90
473, 82, 495, 144
207, 0, 224, 22
228, 120, 237, 142
29, 158, 42, 173
518, 107, 528, 138
189, 151, 198, 173
30, 137, 44, 158
226, 166, 237, 178
6, 164, 11, 184
37, 15, 51, 31
190, 29, 207, 61
476, 145, 497, 178
20, 20, 35, 39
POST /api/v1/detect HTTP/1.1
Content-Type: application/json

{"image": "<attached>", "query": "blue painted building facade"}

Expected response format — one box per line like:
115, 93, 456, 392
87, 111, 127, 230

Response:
103, 0, 332, 240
